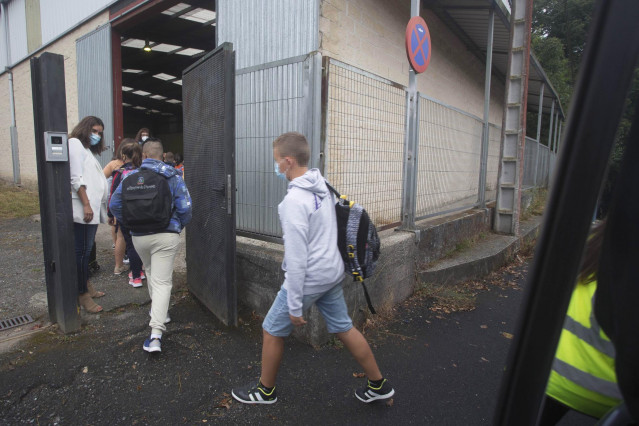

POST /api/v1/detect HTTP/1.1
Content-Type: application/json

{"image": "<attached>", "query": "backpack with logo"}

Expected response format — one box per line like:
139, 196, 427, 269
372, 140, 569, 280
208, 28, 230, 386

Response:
121, 169, 173, 233
326, 181, 381, 314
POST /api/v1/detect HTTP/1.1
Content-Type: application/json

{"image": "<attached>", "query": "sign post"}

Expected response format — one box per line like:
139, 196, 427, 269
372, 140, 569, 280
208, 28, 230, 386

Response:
400, 6, 431, 231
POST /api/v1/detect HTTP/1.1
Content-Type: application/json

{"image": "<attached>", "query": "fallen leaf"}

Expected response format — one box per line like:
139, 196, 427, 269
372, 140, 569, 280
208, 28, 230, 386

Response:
480, 357, 489, 362
452, 363, 457, 367
480, 325, 488, 329
132, 364, 137, 369
385, 398, 394, 407
500, 332, 514, 339
352, 372, 366, 378
82, 366, 88, 374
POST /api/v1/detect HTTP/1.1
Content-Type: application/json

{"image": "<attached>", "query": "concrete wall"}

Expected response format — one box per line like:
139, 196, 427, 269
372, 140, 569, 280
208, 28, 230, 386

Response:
0, 12, 108, 188
319, 0, 505, 126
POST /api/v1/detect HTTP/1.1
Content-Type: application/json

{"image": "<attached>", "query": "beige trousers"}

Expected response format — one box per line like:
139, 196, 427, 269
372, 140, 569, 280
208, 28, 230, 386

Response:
133, 232, 180, 335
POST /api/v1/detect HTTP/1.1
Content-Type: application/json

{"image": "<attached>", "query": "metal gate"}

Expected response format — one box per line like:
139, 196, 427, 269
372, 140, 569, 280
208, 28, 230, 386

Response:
182, 43, 237, 326
76, 23, 114, 168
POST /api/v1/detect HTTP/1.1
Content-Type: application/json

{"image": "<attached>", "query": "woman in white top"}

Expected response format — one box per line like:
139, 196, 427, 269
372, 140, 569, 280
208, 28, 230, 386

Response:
69, 116, 109, 313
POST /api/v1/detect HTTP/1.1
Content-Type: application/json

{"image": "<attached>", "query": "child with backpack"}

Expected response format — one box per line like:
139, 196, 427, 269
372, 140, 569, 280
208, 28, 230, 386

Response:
109, 138, 192, 353
231, 132, 394, 404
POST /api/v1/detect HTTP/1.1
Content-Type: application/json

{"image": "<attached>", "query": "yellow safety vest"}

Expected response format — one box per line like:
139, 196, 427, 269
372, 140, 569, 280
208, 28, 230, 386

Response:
545, 279, 622, 418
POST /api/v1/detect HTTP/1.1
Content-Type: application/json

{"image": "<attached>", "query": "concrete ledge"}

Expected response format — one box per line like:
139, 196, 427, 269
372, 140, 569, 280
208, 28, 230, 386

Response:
418, 215, 541, 286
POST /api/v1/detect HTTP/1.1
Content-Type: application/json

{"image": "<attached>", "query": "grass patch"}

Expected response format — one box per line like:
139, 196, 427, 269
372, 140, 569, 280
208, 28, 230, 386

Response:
0, 181, 40, 219
417, 281, 477, 314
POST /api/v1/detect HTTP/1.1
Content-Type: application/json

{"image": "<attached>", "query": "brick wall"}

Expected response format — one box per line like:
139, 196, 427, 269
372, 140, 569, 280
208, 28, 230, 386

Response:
319, 0, 504, 125
0, 12, 109, 188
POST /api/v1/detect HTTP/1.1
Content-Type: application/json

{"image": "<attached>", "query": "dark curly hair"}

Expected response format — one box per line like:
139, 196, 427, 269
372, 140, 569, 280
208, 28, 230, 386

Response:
69, 116, 105, 155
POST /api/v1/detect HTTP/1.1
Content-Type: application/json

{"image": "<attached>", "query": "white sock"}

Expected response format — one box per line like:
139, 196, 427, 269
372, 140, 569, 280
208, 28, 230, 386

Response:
151, 333, 162, 340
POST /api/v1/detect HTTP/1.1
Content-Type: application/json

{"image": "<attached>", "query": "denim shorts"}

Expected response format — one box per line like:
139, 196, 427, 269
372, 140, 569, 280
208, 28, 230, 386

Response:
262, 284, 354, 337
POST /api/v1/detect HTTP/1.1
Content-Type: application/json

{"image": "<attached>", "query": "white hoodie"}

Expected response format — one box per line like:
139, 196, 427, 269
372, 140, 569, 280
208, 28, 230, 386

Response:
279, 168, 345, 316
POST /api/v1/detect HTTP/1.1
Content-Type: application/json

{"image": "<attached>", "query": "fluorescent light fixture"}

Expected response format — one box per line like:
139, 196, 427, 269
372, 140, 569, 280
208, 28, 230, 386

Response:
122, 86, 133, 91
179, 8, 216, 23
176, 48, 205, 56
122, 38, 146, 49
133, 106, 147, 110
172, 79, 183, 86
122, 103, 132, 107
151, 109, 161, 113
153, 73, 176, 81
150, 95, 167, 100
132, 90, 151, 96
152, 43, 181, 53
122, 69, 143, 74
166, 99, 182, 104
162, 3, 190, 15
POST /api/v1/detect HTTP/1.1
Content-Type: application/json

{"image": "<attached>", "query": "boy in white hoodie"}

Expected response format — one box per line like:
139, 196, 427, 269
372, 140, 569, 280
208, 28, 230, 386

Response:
232, 132, 394, 405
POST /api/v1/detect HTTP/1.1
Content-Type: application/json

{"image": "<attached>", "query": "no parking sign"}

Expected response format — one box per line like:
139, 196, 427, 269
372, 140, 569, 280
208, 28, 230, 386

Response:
405, 16, 431, 74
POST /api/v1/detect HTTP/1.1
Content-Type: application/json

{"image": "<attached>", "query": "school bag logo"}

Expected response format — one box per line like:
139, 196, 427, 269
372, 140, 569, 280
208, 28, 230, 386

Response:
121, 169, 173, 233
326, 181, 381, 314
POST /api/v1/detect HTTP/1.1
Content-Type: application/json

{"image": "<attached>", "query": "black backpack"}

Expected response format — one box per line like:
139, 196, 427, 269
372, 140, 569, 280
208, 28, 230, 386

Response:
121, 169, 173, 233
326, 182, 381, 314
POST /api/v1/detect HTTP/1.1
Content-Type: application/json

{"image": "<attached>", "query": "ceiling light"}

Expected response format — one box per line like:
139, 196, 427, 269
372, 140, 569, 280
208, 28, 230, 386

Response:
143, 39, 152, 52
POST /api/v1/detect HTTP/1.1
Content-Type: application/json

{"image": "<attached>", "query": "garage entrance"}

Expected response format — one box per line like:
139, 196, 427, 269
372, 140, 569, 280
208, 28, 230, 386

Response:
110, 0, 216, 154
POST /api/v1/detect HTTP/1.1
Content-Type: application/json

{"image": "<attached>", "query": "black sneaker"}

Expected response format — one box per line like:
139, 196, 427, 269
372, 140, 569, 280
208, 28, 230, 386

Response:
231, 382, 277, 404
355, 379, 395, 403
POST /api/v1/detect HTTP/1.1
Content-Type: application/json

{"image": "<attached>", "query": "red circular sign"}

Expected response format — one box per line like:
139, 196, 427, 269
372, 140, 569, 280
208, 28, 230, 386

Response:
405, 16, 431, 74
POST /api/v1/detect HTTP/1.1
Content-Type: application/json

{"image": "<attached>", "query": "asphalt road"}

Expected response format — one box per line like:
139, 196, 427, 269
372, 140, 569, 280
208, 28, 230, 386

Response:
0, 255, 594, 425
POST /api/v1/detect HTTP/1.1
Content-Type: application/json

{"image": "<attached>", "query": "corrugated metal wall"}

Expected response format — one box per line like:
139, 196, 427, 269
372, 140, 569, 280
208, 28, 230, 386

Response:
217, 0, 319, 69
7, 0, 28, 64
76, 23, 113, 168
40, 0, 111, 45
235, 53, 322, 237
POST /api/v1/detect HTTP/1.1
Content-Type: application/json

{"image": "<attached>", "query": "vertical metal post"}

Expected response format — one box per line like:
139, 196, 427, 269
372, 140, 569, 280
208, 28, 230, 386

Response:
3, 2, 20, 184
533, 84, 545, 187
478, 7, 495, 208
557, 120, 563, 152
400, 0, 421, 230
553, 111, 559, 152
31, 53, 79, 333
548, 99, 555, 151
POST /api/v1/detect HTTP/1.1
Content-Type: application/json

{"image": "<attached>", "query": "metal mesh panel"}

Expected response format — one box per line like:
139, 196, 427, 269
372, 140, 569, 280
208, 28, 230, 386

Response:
485, 124, 502, 202
324, 60, 406, 229
183, 47, 236, 325
416, 96, 483, 218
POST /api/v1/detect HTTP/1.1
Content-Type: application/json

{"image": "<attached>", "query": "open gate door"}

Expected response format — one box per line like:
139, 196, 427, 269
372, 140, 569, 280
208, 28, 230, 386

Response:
182, 43, 237, 326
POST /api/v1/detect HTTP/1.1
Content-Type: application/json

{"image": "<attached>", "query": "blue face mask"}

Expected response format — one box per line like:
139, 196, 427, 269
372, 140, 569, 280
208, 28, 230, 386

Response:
90, 133, 101, 146
274, 161, 287, 181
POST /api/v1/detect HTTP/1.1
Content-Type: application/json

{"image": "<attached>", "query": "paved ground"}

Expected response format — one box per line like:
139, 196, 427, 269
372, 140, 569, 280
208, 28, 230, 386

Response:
0, 215, 592, 425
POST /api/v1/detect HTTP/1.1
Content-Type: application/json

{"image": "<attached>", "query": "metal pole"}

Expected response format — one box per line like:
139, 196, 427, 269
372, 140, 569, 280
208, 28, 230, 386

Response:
557, 120, 563, 152
31, 53, 79, 333
552, 111, 559, 152
478, 7, 495, 207
2, 2, 20, 184
533, 83, 545, 187
547, 100, 555, 149
400, 0, 420, 230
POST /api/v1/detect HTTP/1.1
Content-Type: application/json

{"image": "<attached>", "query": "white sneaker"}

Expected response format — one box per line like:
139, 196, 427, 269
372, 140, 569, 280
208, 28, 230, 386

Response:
143, 337, 161, 353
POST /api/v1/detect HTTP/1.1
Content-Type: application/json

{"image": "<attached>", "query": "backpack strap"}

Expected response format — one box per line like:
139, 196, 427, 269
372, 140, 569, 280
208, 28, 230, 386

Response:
360, 280, 377, 315
324, 181, 341, 199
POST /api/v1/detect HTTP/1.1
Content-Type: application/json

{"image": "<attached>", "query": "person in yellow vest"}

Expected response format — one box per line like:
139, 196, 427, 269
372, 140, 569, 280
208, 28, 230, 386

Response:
540, 220, 623, 424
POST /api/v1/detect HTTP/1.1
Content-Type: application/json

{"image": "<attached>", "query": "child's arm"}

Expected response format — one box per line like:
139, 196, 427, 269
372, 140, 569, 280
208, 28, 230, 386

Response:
280, 201, 310, 318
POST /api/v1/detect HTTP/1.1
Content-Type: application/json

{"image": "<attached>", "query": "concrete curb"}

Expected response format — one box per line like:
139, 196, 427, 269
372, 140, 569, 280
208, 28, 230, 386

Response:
418, 215, 542, 286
